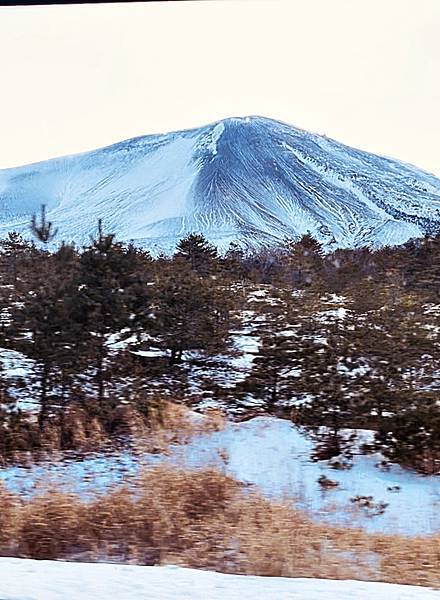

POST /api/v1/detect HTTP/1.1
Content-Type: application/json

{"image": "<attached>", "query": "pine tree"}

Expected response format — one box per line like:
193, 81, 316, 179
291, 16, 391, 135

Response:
74, 222, 150, 406
282, 234, 324, 289
221, 242, 248, 283
30, 204, 58, 244
175, 233, 218, 275
0, 232, 33, 287
8, 245, 82, 429
152, 262, 232, 365
242, 333, 296, 411
404, 234, 440, 301
376, 392, 440, 475
290, 314, 367, 457
0, 363, 16, 457
342, 289, 438, 420
238, 288, 298, 410
322, 247, 375, 295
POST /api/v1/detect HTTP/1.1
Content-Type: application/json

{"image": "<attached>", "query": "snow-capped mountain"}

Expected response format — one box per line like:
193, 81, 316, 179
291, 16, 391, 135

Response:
1, 116, 439, 252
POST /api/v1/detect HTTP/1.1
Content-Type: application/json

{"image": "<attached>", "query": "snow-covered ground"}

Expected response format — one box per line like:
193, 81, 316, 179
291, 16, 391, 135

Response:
170, 418, 440, 535
0, 559, 438, 600
0, 348, 38, 411
1, 417, 438, 536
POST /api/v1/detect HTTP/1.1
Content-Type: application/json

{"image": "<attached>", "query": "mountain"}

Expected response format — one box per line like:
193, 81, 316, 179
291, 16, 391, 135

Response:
0, 116, 439, 252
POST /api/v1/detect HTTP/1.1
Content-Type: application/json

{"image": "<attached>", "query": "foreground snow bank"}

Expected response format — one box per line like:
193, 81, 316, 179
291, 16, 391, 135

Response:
172, 417, 440, 535
1, 418, 438, 536
0, 559, 438, 600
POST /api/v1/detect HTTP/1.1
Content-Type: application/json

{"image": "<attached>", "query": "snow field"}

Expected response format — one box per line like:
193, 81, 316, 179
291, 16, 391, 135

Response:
0, 559, 438, 600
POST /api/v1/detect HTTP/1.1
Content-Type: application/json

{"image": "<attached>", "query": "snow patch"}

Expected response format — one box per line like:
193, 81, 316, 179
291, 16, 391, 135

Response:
1, 417, 438, 536
0, 559, 438, 600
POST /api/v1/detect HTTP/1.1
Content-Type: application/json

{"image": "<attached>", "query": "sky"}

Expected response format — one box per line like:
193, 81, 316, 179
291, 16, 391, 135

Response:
0, 0, 439, 174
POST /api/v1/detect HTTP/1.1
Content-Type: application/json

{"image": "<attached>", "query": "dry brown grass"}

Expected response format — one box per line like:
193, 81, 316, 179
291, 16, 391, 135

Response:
0, 465, 438, 588
3, 399, 224, 466
131, 400, 226, 455
0, 482, 20, 556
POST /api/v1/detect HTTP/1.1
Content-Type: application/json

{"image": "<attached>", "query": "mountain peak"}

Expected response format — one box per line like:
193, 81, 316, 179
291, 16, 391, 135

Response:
0, 117, 439, 252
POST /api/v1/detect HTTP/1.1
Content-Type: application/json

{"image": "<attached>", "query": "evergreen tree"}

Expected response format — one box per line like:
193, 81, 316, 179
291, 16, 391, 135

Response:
282, 234, 324, 289
290, 314, 366, 457
30, 204, 58, 244
0, 363, 16, 457
322, 247, 375, 295
239, 289, 319, 412
376, 393, 440, 475
242, 333, 296, 411
152, 263, 232, 365
0, 232, 35, 288
404, 234, 440, 301
221, 242, 248, 283
74, 222, 151, 406
175, 233, 218, 275
352, 297, 436, 418
8, 245, 82, 429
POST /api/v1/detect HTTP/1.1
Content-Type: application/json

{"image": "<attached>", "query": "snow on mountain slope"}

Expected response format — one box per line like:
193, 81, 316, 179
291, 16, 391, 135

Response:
1, 116, 439, 252
0, 559, 438, 600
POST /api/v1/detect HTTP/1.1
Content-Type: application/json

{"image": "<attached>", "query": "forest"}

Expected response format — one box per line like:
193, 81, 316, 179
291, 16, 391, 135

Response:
0, 210, 439, 475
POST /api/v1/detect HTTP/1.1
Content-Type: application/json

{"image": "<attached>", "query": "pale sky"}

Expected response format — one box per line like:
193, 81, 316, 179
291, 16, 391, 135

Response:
0, 0, 439, 174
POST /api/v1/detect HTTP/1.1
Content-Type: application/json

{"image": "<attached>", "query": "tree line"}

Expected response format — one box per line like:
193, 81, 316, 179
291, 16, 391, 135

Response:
0, 212, 438, 473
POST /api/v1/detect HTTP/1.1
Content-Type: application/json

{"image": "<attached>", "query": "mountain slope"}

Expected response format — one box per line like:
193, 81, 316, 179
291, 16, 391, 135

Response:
1, 116, 439, 251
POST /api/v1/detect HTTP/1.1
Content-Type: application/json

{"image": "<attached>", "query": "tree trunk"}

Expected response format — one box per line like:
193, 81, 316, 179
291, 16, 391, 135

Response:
38, 363, 50, 431
97, 337, 105, 405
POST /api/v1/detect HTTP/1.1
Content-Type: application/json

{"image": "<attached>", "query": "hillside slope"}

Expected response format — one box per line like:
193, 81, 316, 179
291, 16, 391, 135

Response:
1, 116, 439, 251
